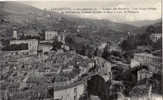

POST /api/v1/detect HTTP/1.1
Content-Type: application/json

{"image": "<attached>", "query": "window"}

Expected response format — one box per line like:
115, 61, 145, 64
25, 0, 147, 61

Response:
145, 73, 147, 79
139, 74, 142, 80
74, 95, 77, 100
74, 88, 77, 94
74, 87, 77, 100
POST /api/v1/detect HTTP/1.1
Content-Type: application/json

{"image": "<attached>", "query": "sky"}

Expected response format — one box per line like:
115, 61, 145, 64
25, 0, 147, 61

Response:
22, 0, 161, 22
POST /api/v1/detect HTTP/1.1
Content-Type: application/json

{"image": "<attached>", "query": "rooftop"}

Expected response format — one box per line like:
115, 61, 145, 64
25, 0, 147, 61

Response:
23, 71, 48, 83
54, 80, 85, 91
10, 39, 38, 42
134, 53, 161, 59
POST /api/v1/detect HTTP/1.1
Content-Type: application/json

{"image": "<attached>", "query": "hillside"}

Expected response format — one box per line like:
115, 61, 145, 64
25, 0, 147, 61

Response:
125, 19, 161, 27
133, 21, 162, 34
2, 1, 154, 50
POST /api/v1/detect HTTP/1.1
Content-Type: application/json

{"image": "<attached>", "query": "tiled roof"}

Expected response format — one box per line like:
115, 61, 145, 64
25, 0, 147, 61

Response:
54, 80, 85, 91
23, 72, 48, 83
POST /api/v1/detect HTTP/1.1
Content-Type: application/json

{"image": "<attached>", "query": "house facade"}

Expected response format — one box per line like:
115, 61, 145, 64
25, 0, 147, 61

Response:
137, 69, 153, 81
10, 39, 38, 55
45, 31, 58, 40
131, 53, 162, 81
131, 53, 162, 73
150, 33, 162, 42
54, 82, 85, 100
38, 43, 53, 54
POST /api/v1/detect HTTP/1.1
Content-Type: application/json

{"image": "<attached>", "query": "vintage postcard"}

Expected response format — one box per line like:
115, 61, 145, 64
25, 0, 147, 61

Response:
0, 0, 162, 100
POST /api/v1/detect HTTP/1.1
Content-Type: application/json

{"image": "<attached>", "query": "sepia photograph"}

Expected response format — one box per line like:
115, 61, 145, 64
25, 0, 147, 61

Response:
0, 0, 162, 100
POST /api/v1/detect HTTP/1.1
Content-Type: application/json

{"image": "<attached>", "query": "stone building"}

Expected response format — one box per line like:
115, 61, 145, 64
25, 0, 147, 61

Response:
10, 39, 38, 55
94, 57, 112, 75
130, 59, 141, 68
131, 53, 162, 81
57, 34, 65, 44
129, 84, 162, 100
54, 81, 85, 100
7, 50, 29, 56
131, 53, 162, 73
150, 33, 162, 42
45, 31, 58, 40
137, 69, 153, 81
38, 43, 53, 54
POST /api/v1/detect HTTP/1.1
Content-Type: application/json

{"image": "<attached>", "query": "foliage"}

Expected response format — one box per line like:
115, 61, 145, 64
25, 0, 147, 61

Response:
65, 35, 96, 58
120, 25, 160, 53
145, 25, 156, 34
52, 37, 63, 51
120, 35, 137, 51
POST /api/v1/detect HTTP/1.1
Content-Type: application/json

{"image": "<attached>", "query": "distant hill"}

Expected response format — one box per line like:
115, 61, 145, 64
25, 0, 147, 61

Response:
0, 2, 161, 43
133, 21, 162, 34
125, 19, 161, 27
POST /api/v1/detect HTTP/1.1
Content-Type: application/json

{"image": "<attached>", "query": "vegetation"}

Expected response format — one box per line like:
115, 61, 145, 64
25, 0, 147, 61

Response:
0, 2, 162, 100
119, 25, 161, 63
65, 35, 96, 58
52, 37, 63, 51
120, 25, 161, 51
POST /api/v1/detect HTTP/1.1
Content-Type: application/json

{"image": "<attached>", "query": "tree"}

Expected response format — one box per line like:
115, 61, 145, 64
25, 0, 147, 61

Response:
137, 25, 155, 46
145, 25, 155, 34
119, 38, 136, 51
52, 37, 63, 51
